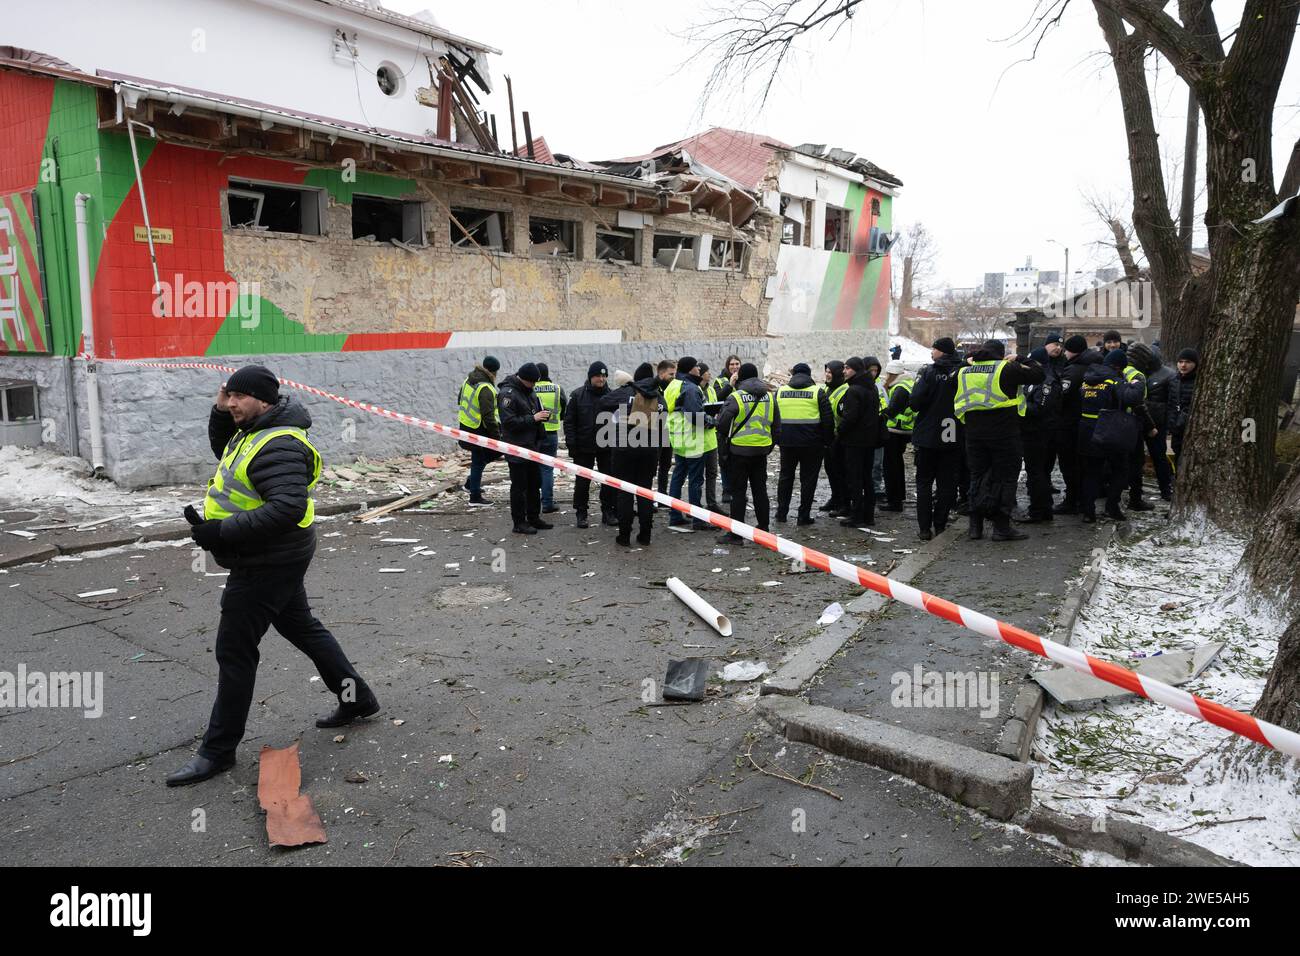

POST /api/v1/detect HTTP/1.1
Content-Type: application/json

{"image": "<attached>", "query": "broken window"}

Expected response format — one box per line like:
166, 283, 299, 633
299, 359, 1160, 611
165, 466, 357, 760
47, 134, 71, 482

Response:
450, 207, 510, 251
352, 195, 424, 244
595, 228, 638, 263
226, 179, 323, 235
529, 217, 577, 258
780, 195, 803, 246
652, 233, 695, 269
824, 204, 851, 252
709, 238, 747, 271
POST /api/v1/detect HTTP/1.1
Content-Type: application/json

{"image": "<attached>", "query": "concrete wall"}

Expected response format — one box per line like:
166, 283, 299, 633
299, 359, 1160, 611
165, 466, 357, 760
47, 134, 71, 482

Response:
765, 330, 890, 378
1, 338, 769, 487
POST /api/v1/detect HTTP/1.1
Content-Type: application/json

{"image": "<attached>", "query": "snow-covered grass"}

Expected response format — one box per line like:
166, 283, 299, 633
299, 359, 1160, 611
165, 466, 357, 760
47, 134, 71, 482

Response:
0, 446, 188, 516
1033, 512, 1300, 866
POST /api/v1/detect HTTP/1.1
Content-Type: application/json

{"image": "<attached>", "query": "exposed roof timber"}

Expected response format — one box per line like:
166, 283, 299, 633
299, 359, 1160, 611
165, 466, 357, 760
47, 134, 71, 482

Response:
561, 182, 596, 202
597, 186, 632, 207
524, 176, 564, 197
481, 167, 522, 189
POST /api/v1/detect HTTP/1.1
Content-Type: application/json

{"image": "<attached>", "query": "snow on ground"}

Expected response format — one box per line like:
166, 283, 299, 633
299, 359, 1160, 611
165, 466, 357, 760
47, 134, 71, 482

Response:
891, 335, 932, 366
0, 446, 188, 519
1033, 511, 1300, 866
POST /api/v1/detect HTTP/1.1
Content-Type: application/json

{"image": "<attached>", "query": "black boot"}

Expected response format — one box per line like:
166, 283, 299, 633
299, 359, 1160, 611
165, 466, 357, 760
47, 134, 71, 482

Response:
316, 692, 380, 728
991, 520, 1028, 542
529, 516, 553, 530
968, 515, 984, 540
1105, 505, 1128, 522
165, 753, 235, 787
512, 523, 537, 535
1128, 496, 1155, 512
918, 528, 934, 541
796, 515, 815, 526
774, 511, 788, 523
575, 511, 589, 529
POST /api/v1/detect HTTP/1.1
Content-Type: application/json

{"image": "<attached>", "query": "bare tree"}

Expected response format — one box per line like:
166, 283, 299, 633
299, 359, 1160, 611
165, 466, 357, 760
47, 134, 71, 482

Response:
892, 222, 938, 340
936, 288, 1013, 343
1083, 189, 1144, 281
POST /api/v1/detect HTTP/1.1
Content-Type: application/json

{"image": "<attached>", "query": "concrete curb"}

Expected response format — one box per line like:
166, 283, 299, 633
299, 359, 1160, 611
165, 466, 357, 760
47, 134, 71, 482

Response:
994, 524, 1115, 762
758, 696, 1033, 820
0, 494, 407, 570
761, 523, 962, 696
1022, 807, 1244, 867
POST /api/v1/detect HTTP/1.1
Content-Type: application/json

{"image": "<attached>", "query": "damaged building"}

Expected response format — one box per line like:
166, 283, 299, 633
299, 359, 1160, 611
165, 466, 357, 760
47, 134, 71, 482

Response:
1, 0, 901, 486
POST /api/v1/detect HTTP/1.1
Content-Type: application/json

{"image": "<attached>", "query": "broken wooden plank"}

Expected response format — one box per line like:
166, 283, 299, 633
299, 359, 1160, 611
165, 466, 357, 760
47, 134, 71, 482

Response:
352, 480, 461, 523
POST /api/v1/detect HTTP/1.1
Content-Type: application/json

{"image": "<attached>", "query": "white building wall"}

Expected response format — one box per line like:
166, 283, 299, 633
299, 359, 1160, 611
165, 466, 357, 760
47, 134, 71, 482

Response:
8, 0, 487, 138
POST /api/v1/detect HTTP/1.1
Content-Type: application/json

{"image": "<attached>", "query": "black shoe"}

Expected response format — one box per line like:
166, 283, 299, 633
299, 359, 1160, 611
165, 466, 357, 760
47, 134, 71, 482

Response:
1105, 507, 1128, 522
1014, 513, 1052, 524
879, 503, 904, 513
718, 532, 743, 545
1128, 497, 1155, 512
636, 531, 652, 546
840, 516, 866, 527
968, 516, 984, 540
1052, 502, 1078, 515
315, 694, 380, 728
774, 513, 788, 524
796, 516, 815, 527
934, 522, 947, 535
602, 512, 619, 527
1081, 512, 1096, 523
721, 494, 732, 505
576, 512, 590, 529
991, 526, 1028, 542
818, 501, 837, 512
165, 753, 235, 787
468, 494, 490, 505
615, 534, 631, 547
542, 505, 559, 514
529, 517, 553, 530
512, 523, 537, 535
692, 520, 711, 531
918, 528, 934, 541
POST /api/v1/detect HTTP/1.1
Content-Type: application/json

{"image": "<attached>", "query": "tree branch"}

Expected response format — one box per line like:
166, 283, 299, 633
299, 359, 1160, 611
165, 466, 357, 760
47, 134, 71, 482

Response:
1103, 0, 1221, 82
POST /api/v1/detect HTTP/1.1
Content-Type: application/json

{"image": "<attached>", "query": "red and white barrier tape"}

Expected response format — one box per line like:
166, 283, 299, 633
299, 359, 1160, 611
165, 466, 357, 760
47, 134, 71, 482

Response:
120, 360, 1300, 761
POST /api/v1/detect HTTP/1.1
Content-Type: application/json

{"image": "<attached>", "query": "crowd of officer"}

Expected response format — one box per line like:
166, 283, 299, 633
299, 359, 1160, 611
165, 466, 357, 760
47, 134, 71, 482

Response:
452, 332, 1198, 545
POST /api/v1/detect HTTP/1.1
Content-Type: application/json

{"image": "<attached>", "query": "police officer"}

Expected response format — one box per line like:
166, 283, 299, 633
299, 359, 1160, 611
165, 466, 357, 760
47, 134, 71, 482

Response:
457, 355, 502, 504
564, 360, 615, 528
1077, 349, 1145, 522
836, 357, 880, 528
499, 363, 553, 535
716, 362, 779, 543
879, 360, 915, 512
1054, 335, 1103, 514
1017, 346, 1062, 523
699, 363, 724, 512
909, 338, 965, 540
1116, 346, 1158, 512
169, 366, 378, 786
665, 357, 711, 530
819, 360, 849, 515
953, 340, 1045, 541
774, 362, 834, 525
533, 362, 566, 514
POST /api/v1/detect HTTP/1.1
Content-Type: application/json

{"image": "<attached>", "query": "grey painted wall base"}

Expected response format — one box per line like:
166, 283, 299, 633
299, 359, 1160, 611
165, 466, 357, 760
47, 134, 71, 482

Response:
765, 330, 890, 378
0, 338, 768, 489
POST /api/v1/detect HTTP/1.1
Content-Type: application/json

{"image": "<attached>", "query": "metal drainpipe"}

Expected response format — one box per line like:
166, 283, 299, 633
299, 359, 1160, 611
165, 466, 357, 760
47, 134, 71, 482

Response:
73, 193, 106, 475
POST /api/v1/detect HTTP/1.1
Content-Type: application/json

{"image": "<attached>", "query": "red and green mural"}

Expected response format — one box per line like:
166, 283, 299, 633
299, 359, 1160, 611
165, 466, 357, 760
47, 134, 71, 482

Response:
767, 179, 893, 334
0, 68, 450, 360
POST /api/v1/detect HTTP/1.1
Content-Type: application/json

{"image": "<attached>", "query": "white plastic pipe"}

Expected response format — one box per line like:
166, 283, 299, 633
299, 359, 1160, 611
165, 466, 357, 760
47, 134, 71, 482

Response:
666, 576, 733, 637
73, 193, 106, 475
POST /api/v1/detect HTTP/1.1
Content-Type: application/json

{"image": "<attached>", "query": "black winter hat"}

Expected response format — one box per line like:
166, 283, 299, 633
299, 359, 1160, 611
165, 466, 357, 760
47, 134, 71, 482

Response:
790, 362, 811, 376
1064, 335, 1088, 354
536, 362, 550, 381
225, 365, 279, 404
864, 356, 882, 373
845, 357, 866, 373
483, 355, 501, 373
932, 337, 956, 355
677, 356, 698, 374
738, 362, 759, 380
587, 360, 608, 380
1045, 333, 1063, 346
1178, 348, 1200, 364
825, 359, 844, 373
1104, 330, 1123, 342
1029, 347, 1049, 363
634, 362, 655, 381
981, 339, 1005, 358
1128, 343, 1154, 372
517, 362, 540, 383
1104, 349, 1128, 369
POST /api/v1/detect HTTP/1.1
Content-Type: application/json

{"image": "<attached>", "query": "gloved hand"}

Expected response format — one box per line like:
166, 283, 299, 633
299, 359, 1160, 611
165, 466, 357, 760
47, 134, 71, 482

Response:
183, 504, 203, 526
190, 520, 223, 551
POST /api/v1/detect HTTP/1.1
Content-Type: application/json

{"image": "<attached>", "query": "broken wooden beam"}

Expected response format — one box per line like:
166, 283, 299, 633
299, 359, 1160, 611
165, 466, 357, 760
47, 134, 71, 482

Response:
352, 480, 461, 523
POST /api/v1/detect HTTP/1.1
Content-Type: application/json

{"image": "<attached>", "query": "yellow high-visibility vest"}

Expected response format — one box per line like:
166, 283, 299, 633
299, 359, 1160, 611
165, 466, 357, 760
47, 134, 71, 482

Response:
204, 426, 320, 527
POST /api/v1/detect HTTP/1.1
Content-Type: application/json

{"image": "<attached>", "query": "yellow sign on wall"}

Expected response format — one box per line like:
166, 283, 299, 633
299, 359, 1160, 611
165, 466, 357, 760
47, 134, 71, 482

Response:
133, 225, 173, 244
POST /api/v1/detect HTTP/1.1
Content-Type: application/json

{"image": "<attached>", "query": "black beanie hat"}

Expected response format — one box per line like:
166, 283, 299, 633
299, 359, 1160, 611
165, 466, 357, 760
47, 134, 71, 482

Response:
1045, 333, 1062, 346
517, 362, 540, 383
536, 362, 550, 381
483, 355, 501, 373
982, 339, 1005, 358
587, 360, 608, 380
932, 337, 955, 355
1104, 348, 1128, 369
825, 359, 844, 373
1064, 335, 1088, 354
1104, 329, 1123, 342
790, 362, 811, 376
1178, 348, 1199, 363
845, 356, 866, 373
677, 356, 698, 374
225, 365, 279, 404
738, 362, 759, 380
1029, 347, 1049, 363
634, 362, 655, 381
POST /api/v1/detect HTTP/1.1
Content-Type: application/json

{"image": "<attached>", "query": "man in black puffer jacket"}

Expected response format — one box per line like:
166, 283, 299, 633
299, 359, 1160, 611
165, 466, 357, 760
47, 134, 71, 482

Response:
1127, 342, 1174, 501
168, 366, 378, 787
499, 363, 553, 536
1054, 335, 1103, 514
564, 360, 615, 528
909, 339, 964, 539
836, 357, 881, 527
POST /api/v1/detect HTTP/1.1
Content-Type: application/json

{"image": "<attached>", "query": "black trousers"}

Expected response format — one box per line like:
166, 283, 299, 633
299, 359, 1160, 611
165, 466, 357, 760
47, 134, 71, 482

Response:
1057, 425, 1081, 506
613, 447, 657, 539
823, 442, 846, 507
776, 445, 823, 518
1022, 432, 1055, 519
965, 432, 1023, 525
1082, 451, 1126, 516
509, 459, 541, 524
956, 426, 970, 502
655, 444, 674, 493
842, 444, 876, 523
199, 559, 369, 760
1171, 430, 1185, 469
728, 452, 771, 531
913, 444, 958, 533
882, 434, 909, 506
572, 449, 615, 516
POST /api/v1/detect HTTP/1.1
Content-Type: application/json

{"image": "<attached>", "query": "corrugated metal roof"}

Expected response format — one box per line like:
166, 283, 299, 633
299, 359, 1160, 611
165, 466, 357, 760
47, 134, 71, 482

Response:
603, 128, 788, 192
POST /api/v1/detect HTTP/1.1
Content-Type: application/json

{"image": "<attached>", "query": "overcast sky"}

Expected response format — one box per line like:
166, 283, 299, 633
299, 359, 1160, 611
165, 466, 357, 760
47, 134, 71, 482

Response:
392, 0, 1299, 293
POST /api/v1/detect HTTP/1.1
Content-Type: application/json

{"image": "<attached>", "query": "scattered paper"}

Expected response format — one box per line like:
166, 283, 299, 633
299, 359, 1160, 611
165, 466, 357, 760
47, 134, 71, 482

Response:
719, 660, 770, 682
77, 588, 118, 598
818, 602, 845, 626
378, 568, 406, 573
5, 529, 37, 539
